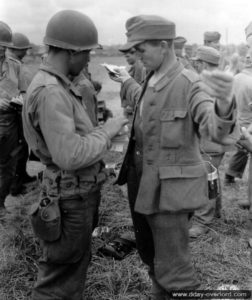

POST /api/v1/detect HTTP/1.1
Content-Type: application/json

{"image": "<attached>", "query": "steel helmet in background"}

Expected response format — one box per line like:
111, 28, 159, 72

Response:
43, 10, 101, 51
0, 21, 12, 47
8, 32, 31, 49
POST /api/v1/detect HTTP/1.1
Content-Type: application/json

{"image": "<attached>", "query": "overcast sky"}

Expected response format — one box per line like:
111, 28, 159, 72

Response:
1, 0, 252, 46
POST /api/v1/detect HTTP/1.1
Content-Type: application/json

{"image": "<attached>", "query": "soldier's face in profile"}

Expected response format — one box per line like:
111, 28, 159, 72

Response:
69, 50, 90, 76
14, 49, 27, 60
124, 48, 138, 65
193, 60, 204, 74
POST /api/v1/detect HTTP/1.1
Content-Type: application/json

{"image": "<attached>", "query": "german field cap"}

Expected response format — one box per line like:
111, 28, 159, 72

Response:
174, 36, 187, 49
192, 46, 220, 65
125, 15, 176, 47
204, 31, 221, 42
118, 42, 136, 52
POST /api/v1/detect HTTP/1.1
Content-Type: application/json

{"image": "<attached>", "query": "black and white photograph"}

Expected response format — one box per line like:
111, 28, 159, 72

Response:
1, 1, 252, 299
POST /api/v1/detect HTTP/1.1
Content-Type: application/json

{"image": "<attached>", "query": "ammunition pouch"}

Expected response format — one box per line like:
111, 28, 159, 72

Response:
29, 194, 61, 242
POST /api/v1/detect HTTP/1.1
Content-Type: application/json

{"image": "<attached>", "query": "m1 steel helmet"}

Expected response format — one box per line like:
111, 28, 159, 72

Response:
0, 21, 12, 47
43, 10, 100, 51
8, 32, 31, 49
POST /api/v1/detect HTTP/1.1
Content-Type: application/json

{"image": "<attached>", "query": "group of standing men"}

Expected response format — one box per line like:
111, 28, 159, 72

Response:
0, 22, 36, 216
1, 9, 252, 300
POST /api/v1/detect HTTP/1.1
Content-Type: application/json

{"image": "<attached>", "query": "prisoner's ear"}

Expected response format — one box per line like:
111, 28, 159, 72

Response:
161, 39, 173, 50
160, 40, 169, 50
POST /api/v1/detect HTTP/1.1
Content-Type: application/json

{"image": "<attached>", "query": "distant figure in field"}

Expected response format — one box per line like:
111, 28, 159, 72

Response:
119, 43, 146, 116
6, 32, 37, 195
204, 31, 229, 70
189, 46, 238, 238
174, 36, 195, 71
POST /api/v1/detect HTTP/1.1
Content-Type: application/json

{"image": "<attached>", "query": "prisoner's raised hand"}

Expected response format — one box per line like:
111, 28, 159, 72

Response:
102, 116, 129, 139
201, 70, 234, 103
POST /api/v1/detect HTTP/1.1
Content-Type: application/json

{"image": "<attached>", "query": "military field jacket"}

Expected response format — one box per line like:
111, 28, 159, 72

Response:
22, 64, 111, 175
117, 61, 236, 214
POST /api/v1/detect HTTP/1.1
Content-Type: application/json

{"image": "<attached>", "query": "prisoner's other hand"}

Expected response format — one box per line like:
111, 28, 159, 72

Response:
201, 70, 234, 103
102, 116, 129, 139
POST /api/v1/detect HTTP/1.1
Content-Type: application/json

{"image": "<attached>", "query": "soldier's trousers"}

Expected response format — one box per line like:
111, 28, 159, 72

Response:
0, 111, 19, 206
32, 188, 101, 300
0, 157, 17, 207
126, 150, 199, 297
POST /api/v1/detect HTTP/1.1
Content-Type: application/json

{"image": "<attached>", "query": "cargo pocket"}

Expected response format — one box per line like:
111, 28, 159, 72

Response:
41, 197, 96, 264
160, 110, 187, 148
159, 164, 208, 212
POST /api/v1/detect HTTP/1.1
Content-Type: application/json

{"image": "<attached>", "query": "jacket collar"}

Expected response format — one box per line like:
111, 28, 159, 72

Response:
153, 60, 184, 92
40, 63, 82, 98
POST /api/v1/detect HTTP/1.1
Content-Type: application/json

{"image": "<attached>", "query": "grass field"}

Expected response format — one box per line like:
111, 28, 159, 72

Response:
0, 55, 252, 300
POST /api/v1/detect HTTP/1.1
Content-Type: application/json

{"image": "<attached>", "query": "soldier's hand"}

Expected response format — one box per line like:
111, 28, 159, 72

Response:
102, 116, 129, 139
0, 98, 11, 111
238, 126, 252, 152
200, 70, 234, 103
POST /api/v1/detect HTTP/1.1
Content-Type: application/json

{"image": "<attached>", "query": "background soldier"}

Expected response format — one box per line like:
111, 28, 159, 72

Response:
119, 43, 146, 116
174, 36, 195, 70
0, 21, 16, 217
204, 31, 229, 70
6, 32, 36, 195
22, 10, 128, 300
225, 22, 252, 210
189, 46, 237, 238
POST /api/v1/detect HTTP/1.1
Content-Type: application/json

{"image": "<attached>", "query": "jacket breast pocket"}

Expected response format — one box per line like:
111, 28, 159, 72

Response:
160, 110, 187, 148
